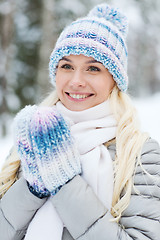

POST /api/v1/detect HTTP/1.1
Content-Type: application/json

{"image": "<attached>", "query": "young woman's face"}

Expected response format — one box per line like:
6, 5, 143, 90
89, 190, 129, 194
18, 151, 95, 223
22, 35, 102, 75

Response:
56, 54, 115, 111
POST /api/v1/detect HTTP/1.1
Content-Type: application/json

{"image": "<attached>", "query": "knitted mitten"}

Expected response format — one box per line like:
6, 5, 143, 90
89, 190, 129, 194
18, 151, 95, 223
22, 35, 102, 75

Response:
14, 105, 81, 197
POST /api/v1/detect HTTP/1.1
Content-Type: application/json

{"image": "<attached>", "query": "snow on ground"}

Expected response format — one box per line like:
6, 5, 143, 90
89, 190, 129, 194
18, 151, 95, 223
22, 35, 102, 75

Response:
0, 125, 14, 170
0, 93, 160, 170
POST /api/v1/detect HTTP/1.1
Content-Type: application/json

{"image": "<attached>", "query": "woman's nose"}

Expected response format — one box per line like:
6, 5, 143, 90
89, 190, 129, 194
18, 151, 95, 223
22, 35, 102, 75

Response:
69, 70, 86, 87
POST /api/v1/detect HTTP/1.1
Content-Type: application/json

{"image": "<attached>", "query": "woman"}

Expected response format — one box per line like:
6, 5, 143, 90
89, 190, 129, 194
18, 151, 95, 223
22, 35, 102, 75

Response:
0, 3, 160, 240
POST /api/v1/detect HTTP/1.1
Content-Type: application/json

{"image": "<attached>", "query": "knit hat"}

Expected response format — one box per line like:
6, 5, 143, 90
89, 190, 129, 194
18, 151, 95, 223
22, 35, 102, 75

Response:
49, 3, 129, 92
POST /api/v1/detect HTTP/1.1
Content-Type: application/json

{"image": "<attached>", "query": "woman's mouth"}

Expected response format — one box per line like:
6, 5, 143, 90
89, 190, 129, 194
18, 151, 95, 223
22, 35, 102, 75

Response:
65, 92, 94, 100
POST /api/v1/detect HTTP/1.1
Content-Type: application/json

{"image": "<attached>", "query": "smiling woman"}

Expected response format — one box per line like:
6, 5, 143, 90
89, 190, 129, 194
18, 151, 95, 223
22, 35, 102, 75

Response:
0, 3, 160, 240
56, 54, 115, 111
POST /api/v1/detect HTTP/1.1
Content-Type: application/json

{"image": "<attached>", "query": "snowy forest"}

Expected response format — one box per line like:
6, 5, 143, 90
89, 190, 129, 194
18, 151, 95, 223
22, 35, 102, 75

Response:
0, 0, 160, 138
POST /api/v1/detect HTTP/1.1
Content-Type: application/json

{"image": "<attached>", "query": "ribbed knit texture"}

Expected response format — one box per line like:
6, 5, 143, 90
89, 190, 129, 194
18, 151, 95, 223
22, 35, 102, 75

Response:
49, 3, 128, 92
14, 105, 81, 196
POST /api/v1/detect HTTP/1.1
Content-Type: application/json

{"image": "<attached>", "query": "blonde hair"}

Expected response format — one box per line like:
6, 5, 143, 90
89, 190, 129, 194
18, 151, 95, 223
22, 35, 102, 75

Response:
0, 148, 20, 198
109, 86, 148, 221
0, 86, 148, 221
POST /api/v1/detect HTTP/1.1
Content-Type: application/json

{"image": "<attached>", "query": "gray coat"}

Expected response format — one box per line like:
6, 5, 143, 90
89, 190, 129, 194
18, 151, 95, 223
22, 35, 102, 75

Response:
0, 138, 160, 240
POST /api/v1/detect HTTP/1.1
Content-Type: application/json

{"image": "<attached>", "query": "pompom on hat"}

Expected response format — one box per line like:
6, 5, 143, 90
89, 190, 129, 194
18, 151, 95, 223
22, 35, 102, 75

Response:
49, 3, 129, 92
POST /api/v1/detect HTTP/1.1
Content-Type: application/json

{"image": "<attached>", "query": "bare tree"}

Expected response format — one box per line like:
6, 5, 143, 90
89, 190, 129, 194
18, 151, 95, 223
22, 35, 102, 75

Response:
0, 1, 15, 136
36, 0, 57, 102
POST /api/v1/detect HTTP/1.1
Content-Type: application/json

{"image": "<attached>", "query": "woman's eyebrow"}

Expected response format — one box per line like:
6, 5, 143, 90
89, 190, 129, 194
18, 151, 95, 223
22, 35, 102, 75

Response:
59, 57, 72, 62
86, 60, 102, 64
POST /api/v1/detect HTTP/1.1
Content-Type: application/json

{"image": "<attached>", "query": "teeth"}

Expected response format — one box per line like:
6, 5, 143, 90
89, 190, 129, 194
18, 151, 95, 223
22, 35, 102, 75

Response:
69, 94, 89, 99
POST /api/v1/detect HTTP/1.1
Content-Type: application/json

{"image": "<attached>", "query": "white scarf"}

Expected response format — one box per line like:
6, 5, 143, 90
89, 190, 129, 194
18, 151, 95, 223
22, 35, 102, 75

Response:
25, 100, 117, 240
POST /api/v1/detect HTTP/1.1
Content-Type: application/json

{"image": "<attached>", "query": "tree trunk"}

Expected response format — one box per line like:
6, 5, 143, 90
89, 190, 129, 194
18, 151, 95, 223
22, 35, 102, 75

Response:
0, 1, 15, 136
36, 0, 57, 103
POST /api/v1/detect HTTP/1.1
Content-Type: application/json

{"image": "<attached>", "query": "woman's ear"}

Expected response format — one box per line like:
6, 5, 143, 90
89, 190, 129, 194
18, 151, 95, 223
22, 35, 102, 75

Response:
109, 83, 116, 96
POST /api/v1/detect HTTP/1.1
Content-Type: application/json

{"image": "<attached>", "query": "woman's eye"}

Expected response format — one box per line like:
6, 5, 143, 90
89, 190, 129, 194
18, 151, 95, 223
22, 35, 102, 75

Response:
88, 66, 100, 72
61, 64, 72, 70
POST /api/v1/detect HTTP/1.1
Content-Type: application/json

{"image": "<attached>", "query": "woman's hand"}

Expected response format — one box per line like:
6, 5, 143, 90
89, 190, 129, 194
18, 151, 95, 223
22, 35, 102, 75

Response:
14, 105, 81, 197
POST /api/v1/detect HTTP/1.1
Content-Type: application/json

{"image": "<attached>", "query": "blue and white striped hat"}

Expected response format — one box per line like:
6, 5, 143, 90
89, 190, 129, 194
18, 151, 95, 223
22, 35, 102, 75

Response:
49, 3, 129, 92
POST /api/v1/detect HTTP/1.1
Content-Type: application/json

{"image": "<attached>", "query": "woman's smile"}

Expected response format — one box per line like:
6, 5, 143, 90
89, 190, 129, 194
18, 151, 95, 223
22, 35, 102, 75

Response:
65, 92, 94, 101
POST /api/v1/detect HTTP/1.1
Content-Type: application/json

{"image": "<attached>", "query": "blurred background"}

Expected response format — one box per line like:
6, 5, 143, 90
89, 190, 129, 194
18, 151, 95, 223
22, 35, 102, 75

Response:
0, 0, 160, 165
